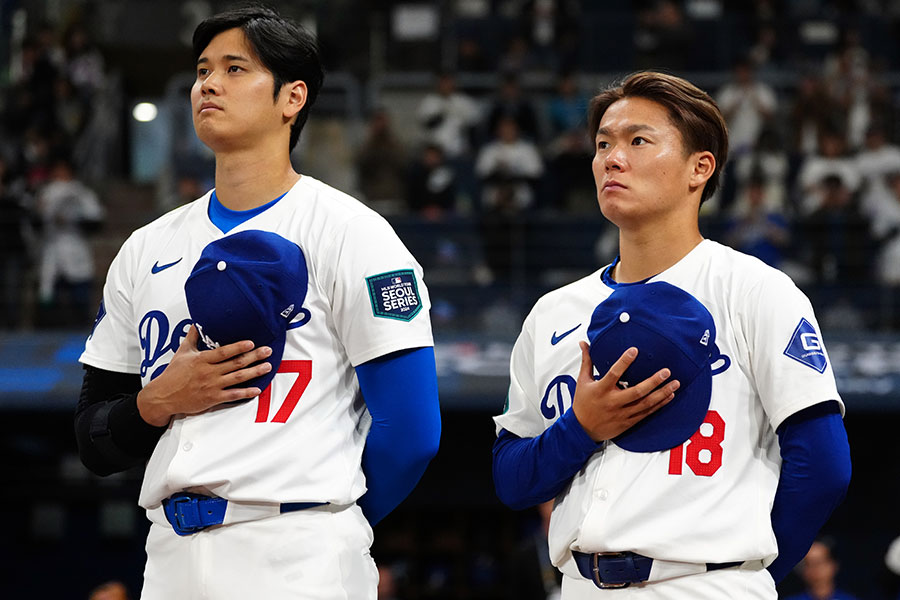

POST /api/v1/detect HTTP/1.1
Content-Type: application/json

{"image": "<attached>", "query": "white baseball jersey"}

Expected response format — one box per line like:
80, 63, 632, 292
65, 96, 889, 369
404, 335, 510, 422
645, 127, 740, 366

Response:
494, 239, 843, 580
80, 175, 433, 510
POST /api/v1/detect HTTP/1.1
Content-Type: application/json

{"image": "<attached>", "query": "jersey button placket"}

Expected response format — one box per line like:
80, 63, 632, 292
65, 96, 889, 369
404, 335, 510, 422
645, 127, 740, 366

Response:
580, 450, 621, 549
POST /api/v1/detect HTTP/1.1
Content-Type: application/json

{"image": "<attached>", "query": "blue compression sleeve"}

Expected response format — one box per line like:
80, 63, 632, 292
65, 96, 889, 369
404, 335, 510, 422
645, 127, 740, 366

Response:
355, 347, 441, 525
767, 401, 851, 583
492, 408, 601, 510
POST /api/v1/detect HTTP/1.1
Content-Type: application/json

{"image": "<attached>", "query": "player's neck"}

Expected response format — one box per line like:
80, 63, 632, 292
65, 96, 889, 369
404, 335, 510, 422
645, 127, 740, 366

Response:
614, 220, 703, 283
213, 145, 300, 211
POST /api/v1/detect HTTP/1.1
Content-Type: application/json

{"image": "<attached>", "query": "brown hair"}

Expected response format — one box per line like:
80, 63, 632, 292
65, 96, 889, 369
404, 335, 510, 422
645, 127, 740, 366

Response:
588, 71, 729, 205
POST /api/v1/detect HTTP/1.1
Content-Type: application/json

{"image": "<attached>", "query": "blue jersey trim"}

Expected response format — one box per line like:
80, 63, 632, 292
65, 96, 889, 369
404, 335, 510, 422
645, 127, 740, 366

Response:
207, 190, 288, 234
600, 256, 656, 288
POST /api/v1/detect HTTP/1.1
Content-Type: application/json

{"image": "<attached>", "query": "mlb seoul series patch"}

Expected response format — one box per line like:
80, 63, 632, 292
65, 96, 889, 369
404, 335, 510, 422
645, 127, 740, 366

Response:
784, 318, 828, 373
366, 269, 422, 321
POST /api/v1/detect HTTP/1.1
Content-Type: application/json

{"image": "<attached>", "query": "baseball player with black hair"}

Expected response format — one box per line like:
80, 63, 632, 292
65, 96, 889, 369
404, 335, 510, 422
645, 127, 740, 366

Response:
493, 71, 851, 597
74, 6, 440, 598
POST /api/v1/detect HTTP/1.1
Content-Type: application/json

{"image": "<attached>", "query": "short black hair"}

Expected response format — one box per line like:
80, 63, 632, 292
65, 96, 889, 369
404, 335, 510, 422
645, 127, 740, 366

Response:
192, 4, 324, 152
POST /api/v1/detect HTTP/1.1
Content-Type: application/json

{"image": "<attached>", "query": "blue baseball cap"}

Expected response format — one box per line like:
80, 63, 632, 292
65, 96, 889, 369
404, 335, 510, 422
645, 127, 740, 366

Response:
587, 281, 719, 453
184, 230, 309, 392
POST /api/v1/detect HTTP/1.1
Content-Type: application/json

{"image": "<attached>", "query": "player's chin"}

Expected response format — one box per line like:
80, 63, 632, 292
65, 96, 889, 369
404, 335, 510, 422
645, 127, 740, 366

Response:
194, 126, 238, 153
598, 198, 635, 223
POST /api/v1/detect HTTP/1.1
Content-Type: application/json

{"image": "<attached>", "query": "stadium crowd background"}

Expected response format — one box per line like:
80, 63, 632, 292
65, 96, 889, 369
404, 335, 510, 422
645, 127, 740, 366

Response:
1, 0, 900, 598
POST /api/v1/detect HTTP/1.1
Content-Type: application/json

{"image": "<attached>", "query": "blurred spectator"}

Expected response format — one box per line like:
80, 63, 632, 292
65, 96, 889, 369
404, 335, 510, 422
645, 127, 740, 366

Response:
796, 130, 860, 216
54, 76, 89, 140
788, 74, 835, 158
63, 25, 106, 100
20, 127, 55, 192
800, 174, 871, 285
88, 580, 130, 600
856, 125, 900, 219
545, 72, 593, 211
377, 563, 402, 600
515, 0, 581, 72
724, 173, 791, 269
784, 538, 859, 600
633, 0, 692, 71
0, 159, 32, 329
747, 22, 783, 73
872, 173, 900, 289
507, 500, 561, 600
730, 128, 790, 214
417, 72, 481, 160
35, 157, 104, 328
476, 116, 543, 212
406, 143, 459, 219
475, 116, 543, 281
823, 29, 873, 150
356, 108, 408, 213
457, 36, 492, 73
498, 35, 541, 74
716, 59, 777, 160
485, 72, 541, 143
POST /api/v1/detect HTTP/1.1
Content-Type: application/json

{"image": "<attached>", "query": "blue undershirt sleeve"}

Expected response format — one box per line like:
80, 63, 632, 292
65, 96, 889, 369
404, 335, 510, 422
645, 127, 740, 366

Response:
767, 401, 851, 583
492, 408, 601, 510
355, 347, 441, 525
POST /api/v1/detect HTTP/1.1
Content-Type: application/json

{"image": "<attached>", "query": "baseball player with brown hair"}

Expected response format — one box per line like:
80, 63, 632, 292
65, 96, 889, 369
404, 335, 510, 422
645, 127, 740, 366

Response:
493, 71, 851, 598
73, 6, 440, 598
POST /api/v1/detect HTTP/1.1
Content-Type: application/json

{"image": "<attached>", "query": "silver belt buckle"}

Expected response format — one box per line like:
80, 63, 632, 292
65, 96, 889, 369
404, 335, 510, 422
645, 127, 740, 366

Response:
593, 552, 631, 589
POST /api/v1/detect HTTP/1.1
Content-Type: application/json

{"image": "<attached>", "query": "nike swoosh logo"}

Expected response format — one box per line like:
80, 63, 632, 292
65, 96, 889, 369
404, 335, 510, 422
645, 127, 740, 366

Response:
551, 324, 581, 345
151, 258, 183, 274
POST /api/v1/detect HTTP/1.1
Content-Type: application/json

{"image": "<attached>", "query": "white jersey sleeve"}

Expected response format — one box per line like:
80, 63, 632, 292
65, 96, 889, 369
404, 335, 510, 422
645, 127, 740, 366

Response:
494, 310, 543, 438
739, 268, 843, 431
322, 213, 433, 366
81, 232, 142, 374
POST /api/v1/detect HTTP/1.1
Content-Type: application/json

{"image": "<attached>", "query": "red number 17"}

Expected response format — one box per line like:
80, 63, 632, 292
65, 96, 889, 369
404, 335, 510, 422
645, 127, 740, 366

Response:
255, 360, 312, 423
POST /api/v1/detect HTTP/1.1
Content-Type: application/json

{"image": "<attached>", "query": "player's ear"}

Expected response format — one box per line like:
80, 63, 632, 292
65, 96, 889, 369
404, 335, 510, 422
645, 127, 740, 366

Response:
282, 80, 307, 122
689, 151, 715, 189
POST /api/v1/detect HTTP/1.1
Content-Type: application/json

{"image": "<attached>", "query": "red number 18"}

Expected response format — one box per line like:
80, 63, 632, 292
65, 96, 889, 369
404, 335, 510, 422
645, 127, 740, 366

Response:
667, 410, 725, 477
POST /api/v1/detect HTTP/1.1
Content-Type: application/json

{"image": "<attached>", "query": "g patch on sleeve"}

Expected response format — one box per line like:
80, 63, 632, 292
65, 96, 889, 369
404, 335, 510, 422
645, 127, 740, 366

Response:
783, 318, 827, 373
366, 269, 422, 321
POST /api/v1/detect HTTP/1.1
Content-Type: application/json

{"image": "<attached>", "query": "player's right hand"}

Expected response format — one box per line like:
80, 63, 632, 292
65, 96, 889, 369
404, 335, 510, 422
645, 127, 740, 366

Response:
136, 325, 273, 427
571, 341, 680, 443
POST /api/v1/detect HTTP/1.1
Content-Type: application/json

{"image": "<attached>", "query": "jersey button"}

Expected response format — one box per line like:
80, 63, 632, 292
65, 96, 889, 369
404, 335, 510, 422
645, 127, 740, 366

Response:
596, 488, 608, 501
182, 442, 193, 452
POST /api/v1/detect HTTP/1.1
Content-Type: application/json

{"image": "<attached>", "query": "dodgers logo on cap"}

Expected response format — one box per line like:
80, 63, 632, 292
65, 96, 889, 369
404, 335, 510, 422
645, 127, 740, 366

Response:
184, 230, 310, 393
587, 281, 721, 453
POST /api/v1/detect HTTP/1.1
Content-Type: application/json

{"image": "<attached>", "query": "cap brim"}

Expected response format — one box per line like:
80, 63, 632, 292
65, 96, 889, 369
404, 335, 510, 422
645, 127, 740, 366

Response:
613, 366, 712, 452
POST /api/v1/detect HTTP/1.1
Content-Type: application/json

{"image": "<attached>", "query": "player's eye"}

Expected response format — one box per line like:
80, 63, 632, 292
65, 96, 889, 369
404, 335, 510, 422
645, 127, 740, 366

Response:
197, 68, 209, 77
632, 136, 647, 145
596, 140, 609, 150
227, 65, 243, 73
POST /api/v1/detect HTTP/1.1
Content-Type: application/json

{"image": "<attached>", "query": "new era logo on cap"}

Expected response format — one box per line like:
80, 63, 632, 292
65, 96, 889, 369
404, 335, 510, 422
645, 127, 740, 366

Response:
587, 281, 722, 453
184, 230, 310, 392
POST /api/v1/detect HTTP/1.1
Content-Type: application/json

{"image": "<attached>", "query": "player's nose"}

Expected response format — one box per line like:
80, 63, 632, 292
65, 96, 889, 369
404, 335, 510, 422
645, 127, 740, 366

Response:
201, 72, 222, 96
604, 147, 626, 171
